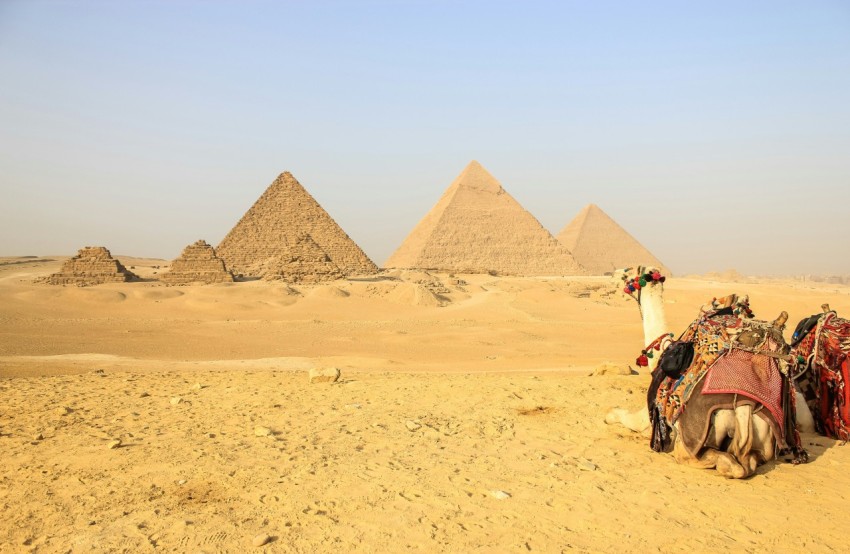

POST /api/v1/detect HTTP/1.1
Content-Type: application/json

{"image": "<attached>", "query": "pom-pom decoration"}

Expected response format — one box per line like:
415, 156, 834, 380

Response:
621, 268, 666, 299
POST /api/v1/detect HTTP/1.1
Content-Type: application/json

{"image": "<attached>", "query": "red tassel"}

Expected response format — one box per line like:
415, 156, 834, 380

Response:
636, 354, 649, 367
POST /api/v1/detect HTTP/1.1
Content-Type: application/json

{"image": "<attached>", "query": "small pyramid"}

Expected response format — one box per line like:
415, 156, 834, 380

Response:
556, 204, 668, 275
160, 240, 234, 285
385, 161, 585, 275
216, 172, 377, 280
45, 246, 139, 286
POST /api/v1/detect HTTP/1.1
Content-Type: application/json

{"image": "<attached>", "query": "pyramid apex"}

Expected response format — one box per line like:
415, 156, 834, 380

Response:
581, 203, 605, 215
454, 160, 501, 193
462, 160, 488, 174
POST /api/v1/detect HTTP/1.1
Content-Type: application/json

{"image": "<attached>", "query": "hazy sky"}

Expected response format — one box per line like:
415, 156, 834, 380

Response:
2, 1, 848, 275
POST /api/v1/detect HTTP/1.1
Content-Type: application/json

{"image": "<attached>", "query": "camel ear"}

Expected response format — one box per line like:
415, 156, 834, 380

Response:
721, 295, 736, 308
773, 311, 788, 328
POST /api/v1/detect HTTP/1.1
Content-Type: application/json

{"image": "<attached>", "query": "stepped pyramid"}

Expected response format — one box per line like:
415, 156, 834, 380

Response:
216, 172, 377, 280
385, 161, 586, 276
556, 204, 668, 275
160, 240, 234, 285
45, 246, 139, 286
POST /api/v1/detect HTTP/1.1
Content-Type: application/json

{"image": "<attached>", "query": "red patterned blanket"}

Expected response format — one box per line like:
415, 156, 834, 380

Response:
792, 312, 850, 441
701, 344, 785, 433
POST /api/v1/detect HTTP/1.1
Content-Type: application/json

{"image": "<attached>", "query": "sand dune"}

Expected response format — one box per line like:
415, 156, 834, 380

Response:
2, 257, 850, 552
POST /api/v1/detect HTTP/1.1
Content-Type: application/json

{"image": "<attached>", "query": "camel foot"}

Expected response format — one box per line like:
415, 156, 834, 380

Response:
605, 408, 628, 425
714, 452, 752, 479
605, 407, 650, 433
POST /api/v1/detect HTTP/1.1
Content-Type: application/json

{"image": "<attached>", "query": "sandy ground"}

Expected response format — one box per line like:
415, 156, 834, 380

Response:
2, 256, 849, 553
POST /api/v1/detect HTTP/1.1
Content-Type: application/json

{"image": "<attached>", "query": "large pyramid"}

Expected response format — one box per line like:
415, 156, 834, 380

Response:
556, 204, 668, 275
385, 161, 586, 276
216, 172, 378, 280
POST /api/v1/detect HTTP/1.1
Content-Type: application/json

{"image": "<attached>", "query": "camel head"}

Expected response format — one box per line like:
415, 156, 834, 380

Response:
614, 266, 666, 306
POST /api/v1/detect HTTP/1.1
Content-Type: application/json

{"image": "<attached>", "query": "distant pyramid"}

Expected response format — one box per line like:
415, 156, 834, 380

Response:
556, 204, 668, 275
216, 172, 377, 280
385, 161, 585, 276
45, 246, 138, 286
160, 240, 234, 285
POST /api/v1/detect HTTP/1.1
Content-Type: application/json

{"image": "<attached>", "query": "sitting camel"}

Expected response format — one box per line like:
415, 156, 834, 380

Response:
605, 267, 808, 478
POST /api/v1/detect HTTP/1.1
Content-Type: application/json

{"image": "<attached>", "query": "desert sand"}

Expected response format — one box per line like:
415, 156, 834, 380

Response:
2, 256, 849, 553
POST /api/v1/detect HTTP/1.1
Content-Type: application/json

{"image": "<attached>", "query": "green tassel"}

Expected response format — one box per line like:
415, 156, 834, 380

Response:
639, 278, 647, 287
797, 355, 806, 364
646, 350, 654, 359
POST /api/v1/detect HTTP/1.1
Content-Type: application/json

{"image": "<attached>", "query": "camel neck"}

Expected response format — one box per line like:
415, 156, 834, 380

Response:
638, 286, 669, 369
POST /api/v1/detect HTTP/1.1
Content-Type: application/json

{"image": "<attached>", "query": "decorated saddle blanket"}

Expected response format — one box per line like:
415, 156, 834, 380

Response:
655, 313, 744, 424
791, 312, 850, 441
700, 344, 786, 434
655, 313, 790, 425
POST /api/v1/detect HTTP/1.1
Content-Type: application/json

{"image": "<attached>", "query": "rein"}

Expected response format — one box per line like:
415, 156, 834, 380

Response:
636, 332, 675, 367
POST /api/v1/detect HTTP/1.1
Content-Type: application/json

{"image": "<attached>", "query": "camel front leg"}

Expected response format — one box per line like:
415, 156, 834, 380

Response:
605, 406, 650, 433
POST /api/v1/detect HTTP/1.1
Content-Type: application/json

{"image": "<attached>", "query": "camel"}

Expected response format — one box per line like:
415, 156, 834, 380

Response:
605, 266, 807, 478
790, 304, 850, 441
